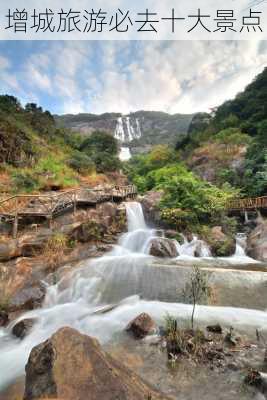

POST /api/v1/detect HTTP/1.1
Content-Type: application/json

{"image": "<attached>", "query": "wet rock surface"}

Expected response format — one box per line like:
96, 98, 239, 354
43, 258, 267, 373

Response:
107, 328, 264, 400
206, 324, 223, 334
149, 237, 179, 258
12, 318, 35, 339
126, 313, 157, 339
9, 283, 46, 312
0, 202, 127, 315
23, 327, 170, 400
208, 226, 236, 257
0, 310, 9, 327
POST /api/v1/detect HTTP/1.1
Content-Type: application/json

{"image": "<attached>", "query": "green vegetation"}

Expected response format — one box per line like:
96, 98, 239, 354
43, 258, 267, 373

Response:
0, 95, 122, 194
126, 144, 237, 231
79, 131, 121, 173
177, 67, 267, 197
67, 151, 95, 175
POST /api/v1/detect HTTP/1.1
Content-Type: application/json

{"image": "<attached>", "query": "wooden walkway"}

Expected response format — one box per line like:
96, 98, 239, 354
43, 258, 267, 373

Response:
0, 185, 137, 238
227, 196, 267, 212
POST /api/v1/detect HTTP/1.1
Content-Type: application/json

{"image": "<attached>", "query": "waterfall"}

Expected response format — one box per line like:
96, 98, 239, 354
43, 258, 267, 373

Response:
234, 233, 247, 257
125, 202, 146, 232
114, 116, 142, 143
115, 116, 142, 161
0, 202, 263, 391
175, 235, 211, 258
114, 117, 125, 142
119, 147, 131, 161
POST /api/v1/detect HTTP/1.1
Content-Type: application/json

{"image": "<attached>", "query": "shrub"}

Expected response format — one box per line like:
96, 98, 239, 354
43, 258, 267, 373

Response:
44, 233, 68, 270
80, 131, 121, 172
215, 128, 252, 146
12, 171, 40, 193
68, 151, 95, 174
183, 266, 211, 329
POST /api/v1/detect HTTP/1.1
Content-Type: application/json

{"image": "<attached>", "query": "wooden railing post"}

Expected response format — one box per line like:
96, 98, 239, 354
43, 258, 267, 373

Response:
73, 192, 77, 215
13, 215, 18, 239
12, 198, 18, 239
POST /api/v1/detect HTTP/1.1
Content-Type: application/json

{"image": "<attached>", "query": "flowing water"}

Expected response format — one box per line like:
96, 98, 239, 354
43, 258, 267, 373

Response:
0, 202, 267, 391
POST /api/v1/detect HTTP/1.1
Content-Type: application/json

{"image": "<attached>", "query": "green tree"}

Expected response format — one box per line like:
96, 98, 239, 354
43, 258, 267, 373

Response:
80, 131, 120, 172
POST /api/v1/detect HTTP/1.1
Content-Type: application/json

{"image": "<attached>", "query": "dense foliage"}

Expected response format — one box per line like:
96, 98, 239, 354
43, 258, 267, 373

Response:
177, 67, 267, 197
79, 131, 121, 173
0, 95, 121, 193
126, 145, 237, 230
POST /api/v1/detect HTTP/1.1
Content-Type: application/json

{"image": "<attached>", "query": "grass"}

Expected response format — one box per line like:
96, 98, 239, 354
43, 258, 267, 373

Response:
43, 233, 69, 270
163, 314, 223, 365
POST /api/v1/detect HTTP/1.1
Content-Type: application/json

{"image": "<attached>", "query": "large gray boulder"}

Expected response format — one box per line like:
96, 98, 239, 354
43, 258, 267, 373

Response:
149, 237, 179, 258
23, 327, 171, 400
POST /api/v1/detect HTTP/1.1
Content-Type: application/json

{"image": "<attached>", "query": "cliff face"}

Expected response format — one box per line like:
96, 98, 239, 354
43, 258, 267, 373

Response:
56, 111, 194, 154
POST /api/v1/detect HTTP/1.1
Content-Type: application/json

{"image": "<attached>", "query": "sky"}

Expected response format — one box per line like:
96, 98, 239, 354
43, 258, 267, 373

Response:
0, 40, 267, 115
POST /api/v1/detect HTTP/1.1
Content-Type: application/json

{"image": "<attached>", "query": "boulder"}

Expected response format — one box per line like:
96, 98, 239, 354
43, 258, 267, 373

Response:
70, 220, 107, 243
0, 310, 9, 327
211, 226, 226, 242
165, 230, 184, 244
244, 369, 267, 394
0, 239, 20, 261
149, 238, 179, 258
12, 318, 35, 339
24, 327, 170, 400
9, 284, 46, 312
126, 313, 156, 339
206, 324, 222, 334
141, 191, 164, 226
208, 226, 235, 257
98, 202, 117, 219
19, 229, 53, 257
247, 220, 267, 262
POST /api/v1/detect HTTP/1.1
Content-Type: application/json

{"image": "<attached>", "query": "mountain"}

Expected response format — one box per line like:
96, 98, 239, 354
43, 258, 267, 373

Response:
55, 111, 194, 154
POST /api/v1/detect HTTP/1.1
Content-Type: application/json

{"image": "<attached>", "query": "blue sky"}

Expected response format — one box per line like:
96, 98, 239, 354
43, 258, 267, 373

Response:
0, 40, 266, 115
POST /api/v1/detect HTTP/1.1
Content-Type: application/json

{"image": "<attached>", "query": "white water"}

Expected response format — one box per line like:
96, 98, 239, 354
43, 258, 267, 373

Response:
0, 202, 265, 390
235, 233, 247, 257
119, 146, 131, 161
114, 116, 142, 143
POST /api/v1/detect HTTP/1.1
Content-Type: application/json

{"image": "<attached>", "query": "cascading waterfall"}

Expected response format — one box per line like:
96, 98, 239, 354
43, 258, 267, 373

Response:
119, 147, 131, 161
0, 202, 265, 391
115, 116, 142, 161
234, 233, 248, 257
114, 116, 142, 143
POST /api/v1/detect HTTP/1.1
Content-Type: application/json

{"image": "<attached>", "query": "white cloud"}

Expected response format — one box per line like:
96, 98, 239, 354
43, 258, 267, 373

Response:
1, 40, 266, 115
85, 40, 267, 114
27, 64, 52, 91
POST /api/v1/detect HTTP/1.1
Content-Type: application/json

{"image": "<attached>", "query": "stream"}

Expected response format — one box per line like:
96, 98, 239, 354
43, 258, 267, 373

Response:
0, 202, 267, 393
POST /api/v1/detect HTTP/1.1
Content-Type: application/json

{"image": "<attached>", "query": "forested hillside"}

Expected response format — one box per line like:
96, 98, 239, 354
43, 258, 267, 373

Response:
181, 67, 267, 197
0, 95, 121, 194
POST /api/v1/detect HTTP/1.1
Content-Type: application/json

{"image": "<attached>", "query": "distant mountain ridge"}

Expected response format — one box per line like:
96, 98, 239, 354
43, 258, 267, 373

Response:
55, 111, 194, 154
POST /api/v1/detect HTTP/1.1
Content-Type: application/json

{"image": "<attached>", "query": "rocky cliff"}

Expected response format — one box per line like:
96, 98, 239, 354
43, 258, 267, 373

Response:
56, 111, 194, 154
